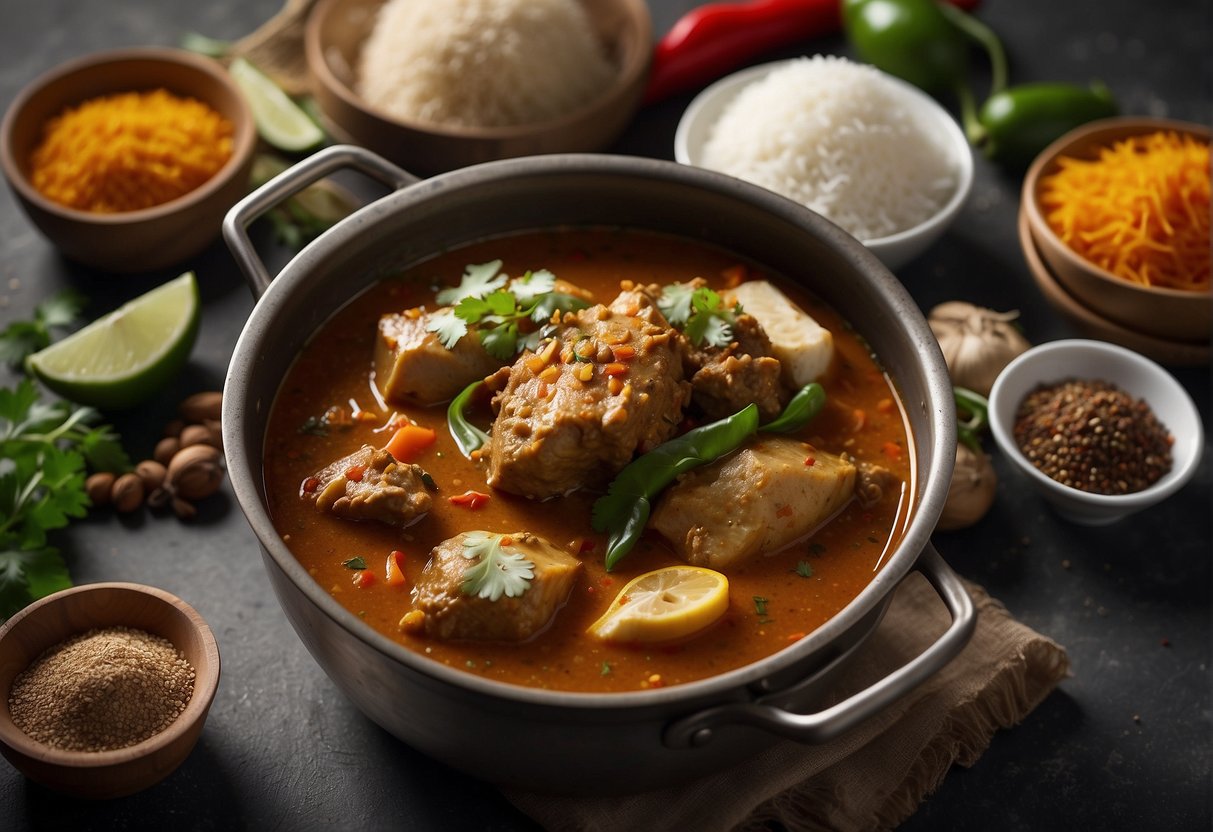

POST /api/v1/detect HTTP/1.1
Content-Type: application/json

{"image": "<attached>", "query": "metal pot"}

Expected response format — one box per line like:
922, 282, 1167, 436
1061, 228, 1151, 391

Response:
221, 145, 974, 795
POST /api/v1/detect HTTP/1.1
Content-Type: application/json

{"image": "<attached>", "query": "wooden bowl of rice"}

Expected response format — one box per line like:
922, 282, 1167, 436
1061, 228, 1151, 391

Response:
1022, 117, 1211, 343
304, 0, 651, 176
0, 47, 257, 274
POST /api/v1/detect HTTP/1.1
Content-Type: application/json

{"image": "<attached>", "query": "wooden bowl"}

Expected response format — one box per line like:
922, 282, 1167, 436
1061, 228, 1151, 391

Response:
0, 583, 220, 798
304, 0, 651, 176
0, 47, 256, 273
1022, 117, 1211, 342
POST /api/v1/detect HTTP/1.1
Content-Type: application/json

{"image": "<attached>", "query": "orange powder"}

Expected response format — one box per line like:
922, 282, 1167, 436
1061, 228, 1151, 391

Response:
1039, 130, 1210, 292
29, 89, 234, 213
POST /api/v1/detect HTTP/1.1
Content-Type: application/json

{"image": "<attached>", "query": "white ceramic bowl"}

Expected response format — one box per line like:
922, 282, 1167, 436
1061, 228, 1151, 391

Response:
673, 59, 973, 271
988, 339, 1204, 525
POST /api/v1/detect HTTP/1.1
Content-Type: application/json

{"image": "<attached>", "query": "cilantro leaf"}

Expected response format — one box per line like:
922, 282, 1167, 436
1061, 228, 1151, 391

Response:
661, 284, 739, 348
435, 260, 507, 306
426, 308, 468, 349
511, 269, 556, 304
479, 322, 520, 361
0, 289, 87, 367
459, 531, 534, 601
528, 292, 589, 324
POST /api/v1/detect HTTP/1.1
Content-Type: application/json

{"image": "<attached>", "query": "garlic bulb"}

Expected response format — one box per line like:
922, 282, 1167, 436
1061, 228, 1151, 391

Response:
938, 442, 997, 530
929, 302, 1031, 396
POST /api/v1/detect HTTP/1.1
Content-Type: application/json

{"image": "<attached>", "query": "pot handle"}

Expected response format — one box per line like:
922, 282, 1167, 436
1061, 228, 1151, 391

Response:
222, 144, 419, 298
663, 542, 976, 748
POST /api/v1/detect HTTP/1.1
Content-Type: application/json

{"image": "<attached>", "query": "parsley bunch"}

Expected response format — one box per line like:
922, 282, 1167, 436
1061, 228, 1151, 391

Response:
0, 380, 131, 619
427, 261, 588, 360
656, 283, 742, 348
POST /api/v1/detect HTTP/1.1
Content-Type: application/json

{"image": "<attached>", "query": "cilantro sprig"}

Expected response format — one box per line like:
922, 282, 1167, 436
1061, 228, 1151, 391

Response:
428, 263, 588, 360
656, 283, 741, 348
459, 531, 534, 601
0, 379, 131, 620
0, 289, 86, 367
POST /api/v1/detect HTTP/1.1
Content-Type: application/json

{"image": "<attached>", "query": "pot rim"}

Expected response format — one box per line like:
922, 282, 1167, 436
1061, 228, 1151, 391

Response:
223, 152, 956, 710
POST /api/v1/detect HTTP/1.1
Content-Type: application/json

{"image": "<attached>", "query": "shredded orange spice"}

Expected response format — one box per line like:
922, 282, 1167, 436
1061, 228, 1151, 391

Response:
29, 89, 234, 213
1039, 130, 1210, 292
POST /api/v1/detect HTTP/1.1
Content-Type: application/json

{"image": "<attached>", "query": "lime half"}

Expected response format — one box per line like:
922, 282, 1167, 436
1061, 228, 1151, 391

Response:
27, 272, 200, 410
229, 57, 325, 152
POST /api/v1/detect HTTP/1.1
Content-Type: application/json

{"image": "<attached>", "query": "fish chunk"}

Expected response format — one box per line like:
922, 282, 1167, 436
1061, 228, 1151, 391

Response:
374, 310, 502, 406
304, 445, 432, 527
413, 531, 581, 641
650, 436, 856, 570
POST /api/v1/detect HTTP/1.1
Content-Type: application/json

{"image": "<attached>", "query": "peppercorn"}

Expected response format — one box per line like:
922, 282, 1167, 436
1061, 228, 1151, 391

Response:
1011, 378, 1173, 495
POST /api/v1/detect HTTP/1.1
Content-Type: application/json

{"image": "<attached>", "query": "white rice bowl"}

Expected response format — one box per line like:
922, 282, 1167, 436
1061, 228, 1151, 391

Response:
698, 56, 961, 242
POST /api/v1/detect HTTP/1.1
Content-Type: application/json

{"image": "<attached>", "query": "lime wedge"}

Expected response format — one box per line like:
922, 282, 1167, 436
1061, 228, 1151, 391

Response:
229, 57, 325, 152
27, 273, 200, 410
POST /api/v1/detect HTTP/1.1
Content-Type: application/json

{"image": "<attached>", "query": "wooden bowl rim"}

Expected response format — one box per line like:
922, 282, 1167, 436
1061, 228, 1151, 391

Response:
0, 46, 257, 226
304, 0, 653, 140
0, 581, 220, 769
1021, 115, 1212, 301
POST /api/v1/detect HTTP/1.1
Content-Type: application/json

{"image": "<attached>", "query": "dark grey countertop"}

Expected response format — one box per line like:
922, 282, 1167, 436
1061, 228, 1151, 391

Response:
1, 1, 1209, 829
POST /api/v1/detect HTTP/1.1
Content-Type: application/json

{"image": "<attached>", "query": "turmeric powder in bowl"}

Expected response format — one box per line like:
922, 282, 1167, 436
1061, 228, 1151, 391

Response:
1039, 130, 1210, 292
29, 88, 234, 213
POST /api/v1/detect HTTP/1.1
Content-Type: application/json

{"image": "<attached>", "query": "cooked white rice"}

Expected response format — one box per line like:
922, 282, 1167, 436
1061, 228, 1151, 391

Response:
357, 0, 616, 129
701, 56, 958, 241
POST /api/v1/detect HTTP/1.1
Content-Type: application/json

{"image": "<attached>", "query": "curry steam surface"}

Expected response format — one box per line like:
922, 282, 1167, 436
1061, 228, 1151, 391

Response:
263, 229, 914, 693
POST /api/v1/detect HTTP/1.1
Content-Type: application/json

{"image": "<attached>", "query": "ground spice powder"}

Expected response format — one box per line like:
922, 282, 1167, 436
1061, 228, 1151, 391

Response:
29, 88, 234, 213
1012, 378, 1174, 495
8, 626, 195, 752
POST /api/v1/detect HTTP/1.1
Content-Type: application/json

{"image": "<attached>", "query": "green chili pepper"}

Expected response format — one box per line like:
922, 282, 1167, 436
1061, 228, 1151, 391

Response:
447, 380, 490, 459
592, 383, 826, 570
953, 386, 989, 452
976, 81, 1118, 168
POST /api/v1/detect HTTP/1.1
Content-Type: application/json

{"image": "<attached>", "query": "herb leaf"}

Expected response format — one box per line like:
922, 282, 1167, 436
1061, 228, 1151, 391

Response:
435, 260, 507, 306
426, 308, 468, 349
794, 560, 814, 578
658, 284, 739, 348
511, 269, 556, 304
0, 289, 87, 367
459, 531, 534, 601
341, 557, 367, 570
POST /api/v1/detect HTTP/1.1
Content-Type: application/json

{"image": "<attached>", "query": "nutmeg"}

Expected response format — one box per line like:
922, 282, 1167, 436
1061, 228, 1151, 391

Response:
180, 391, 223, 424
110, 473, 145, 513
154, 436, 181, 466
85, 472, 115, 507
171, 497, 197, 521
135, 459, 166, 492
179, 424, 214, 449
166, 444, 226, 501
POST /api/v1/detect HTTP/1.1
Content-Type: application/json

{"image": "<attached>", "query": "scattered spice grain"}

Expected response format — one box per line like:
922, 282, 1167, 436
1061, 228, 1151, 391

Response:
8, 626, 195, 752
1011, 378, 1173, 495
29, 89, 234, 213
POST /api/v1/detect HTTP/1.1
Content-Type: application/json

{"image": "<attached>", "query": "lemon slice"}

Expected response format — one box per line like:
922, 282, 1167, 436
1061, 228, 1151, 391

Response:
26, 272, 200, 409
229, 57, 325, 152
587, 566, 729, 644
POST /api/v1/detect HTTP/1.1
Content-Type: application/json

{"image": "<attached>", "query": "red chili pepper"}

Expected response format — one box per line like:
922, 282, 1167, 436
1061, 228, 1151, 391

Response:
643, 0, 982, 105
448, 490, 491, 509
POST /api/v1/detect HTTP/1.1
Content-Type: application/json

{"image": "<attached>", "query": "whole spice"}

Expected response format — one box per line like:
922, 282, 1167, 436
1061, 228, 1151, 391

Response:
135, 459, 167, 492
1012, 378, 1173, 494
929, 302, 1031, 396
154, 436, 181, 466
29, 89, 234, 213
85, 472, 115, 507
8, 626, 194, 752
110, 472, 145, 513
178, 423, 214, 449
165, 444, 226, 501
179, 391, 223, 423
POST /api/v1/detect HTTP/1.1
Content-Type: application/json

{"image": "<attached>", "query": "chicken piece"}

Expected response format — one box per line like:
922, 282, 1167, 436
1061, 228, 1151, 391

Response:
413, 531, 581, 641
303, 445, 432, 527
485, 291, 690, 499
683, 313, 788, 420
374, 310, 502, 406
650, 437, 856, 570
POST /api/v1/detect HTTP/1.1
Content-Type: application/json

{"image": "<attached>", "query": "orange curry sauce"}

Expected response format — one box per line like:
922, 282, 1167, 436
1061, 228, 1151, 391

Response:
263, 229, 914, 692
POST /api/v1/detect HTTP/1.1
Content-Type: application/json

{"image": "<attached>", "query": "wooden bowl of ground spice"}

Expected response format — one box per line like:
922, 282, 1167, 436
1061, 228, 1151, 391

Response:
0, 47, 256, 273
988, 339, 1204, 526
0, 582, 220, 798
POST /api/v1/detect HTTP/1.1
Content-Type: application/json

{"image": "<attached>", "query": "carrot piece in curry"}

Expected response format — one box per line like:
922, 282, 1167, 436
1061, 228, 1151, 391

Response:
386, 424, 437, 462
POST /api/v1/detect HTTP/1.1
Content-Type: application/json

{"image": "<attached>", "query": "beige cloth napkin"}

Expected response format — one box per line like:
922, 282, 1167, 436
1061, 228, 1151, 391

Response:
504, 574, 1069, 832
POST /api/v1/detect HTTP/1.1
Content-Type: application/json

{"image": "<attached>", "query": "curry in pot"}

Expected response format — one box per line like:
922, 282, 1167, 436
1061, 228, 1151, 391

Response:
264, 229, 914, 693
